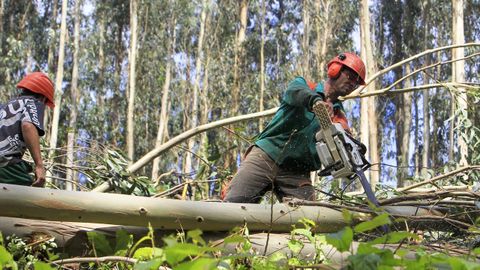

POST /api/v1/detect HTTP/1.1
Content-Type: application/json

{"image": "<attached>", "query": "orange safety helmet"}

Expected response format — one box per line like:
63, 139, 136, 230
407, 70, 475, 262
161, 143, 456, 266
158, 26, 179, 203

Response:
327, 52, 366, 85
17, 72, 55, 108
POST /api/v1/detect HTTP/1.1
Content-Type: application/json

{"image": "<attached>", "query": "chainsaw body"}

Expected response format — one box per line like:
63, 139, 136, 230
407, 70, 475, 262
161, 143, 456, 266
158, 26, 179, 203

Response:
315, 122, 369, 179
312, 101, 379, 207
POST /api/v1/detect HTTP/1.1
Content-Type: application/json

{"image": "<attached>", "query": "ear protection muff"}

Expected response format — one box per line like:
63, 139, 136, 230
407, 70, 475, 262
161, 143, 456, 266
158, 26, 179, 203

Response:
327, 53, 346, 79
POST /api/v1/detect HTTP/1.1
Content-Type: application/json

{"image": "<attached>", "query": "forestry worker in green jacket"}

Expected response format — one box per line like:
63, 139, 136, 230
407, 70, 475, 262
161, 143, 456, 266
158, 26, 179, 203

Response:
224, 52, 367, 203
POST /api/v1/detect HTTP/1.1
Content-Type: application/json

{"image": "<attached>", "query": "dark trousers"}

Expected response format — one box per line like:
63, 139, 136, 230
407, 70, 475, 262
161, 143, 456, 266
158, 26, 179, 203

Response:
0, 161, 33, 186
224, 146, 315, 203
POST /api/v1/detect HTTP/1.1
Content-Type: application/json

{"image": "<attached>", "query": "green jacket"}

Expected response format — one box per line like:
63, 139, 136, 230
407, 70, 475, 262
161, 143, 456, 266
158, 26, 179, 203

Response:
255, 76, 346, 172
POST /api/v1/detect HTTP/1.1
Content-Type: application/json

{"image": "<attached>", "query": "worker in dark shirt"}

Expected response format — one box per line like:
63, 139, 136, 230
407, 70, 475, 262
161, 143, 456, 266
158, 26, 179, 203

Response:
0, 72, 55, 187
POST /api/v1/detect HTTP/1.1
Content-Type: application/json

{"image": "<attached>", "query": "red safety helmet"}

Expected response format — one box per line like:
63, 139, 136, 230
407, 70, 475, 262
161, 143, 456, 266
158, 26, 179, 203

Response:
17, 72, 55, 108
327, 52, 366, 85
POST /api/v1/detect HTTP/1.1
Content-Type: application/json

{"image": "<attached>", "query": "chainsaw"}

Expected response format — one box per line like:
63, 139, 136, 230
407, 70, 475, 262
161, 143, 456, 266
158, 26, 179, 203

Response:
312, 101, 380, 207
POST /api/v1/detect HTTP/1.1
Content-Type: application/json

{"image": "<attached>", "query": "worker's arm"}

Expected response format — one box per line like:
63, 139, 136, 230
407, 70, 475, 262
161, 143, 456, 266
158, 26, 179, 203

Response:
283, 77, 325, 109
22, 121, 46, 187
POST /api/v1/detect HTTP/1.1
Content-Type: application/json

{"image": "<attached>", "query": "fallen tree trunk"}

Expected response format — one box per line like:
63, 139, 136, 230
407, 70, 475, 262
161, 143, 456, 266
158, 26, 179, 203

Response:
0, 217, 168, 256
0, 184, 347, 233
1, 183, 460, 235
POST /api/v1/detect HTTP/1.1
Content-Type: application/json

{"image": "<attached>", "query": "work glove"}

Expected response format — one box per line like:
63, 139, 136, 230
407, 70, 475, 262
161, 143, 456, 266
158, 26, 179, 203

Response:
312, 99, 334, 118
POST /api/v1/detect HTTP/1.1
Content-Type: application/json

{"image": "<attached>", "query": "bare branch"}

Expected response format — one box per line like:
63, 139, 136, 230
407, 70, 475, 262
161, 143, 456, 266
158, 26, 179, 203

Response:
397, 165, 480, 192
129, 108, 277, 173
53, 256, 138, 265
348, 42, 480, 96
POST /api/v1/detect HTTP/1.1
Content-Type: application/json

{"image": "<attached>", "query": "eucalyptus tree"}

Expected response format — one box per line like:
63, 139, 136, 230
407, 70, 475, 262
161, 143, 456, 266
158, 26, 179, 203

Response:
126, 0, 139, 163
452, 0, 467, 166
44, 0, 59, 143
184, 0, 209, 177
258, 0, 266, 130
47, 0, 68, 184
65, 0, 82, 190
359, 0, 380, 188
150, 0, 178, 181
0, 1, 50, 99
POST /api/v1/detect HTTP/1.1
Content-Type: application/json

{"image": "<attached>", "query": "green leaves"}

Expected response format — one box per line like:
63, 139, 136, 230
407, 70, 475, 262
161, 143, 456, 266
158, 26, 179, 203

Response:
164, 243, 218, 265
353, 213, 391, 233
347, 253, 381, 270
32, 262, 55, 270
115, 229, 133, 255
175, 257, 218, 270
133, 247, 164, 260
87, 231, 114, 256
325, 227, 353, 252
0, 246, 17, 270
370, 231, 418, 245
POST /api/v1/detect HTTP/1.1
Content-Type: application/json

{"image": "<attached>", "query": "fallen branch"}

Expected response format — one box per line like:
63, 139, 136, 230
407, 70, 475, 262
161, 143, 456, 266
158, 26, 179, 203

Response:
388, 200, 476, 207
52, 256, 137, 265
380, 190, 480, 205
129, 108, 277, 173
392, 214, 473, 230
348, 42, 480, 97
287, 200, 375, 214
397, 165, 480, 193
402, 185, 471, 193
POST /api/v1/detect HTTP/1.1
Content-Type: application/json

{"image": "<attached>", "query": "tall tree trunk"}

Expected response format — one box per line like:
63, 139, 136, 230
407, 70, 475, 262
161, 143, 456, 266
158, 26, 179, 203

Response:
97, 5, 106, 133
65, 0, 81, 191
198, 4, 212, 176
232, 0, 248, 115
0, 0, 4, 50
44, 0, 58, 142
452, 0, 468, 166
414, 91, 419, 175
421, 0, 431, 177
258, 0, 266, 131
127, 0, 139, 163
360, 0, 380, 189
48, 0, 68, 183
226, 0, 248, 170
185, 0, 208, 176
301, 0, 310, 78
151, 17, 177, 181
399, 65, 413, 187
315, 0, 332, 79
392, 0, 406, 187
112, 21, 125, 146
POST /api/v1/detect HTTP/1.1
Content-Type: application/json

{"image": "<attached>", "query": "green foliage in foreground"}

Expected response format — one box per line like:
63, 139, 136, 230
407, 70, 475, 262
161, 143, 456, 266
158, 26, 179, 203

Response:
1, 215, 480, 270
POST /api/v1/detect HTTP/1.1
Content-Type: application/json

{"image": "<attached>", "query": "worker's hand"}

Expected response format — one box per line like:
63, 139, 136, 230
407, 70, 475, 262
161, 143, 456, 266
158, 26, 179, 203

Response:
312, 100, 334, 118
31, 164, 46, 187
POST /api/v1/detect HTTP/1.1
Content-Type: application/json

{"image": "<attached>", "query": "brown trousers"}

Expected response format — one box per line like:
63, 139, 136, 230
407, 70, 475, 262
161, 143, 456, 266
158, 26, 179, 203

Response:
224, 146, 315, 203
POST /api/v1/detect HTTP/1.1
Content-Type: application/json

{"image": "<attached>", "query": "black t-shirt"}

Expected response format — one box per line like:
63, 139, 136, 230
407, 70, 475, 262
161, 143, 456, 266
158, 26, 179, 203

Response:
0, 96, 45, 167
